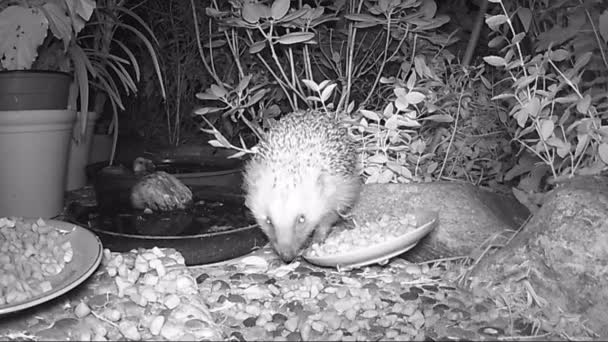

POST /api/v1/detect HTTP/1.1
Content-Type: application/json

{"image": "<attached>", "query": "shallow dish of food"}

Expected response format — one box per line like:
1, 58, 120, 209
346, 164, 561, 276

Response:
0, 218, 103, 315
303, 210, 438, 270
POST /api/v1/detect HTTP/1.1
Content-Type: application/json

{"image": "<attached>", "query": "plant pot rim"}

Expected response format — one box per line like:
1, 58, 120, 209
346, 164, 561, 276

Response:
0, 69, 72, 77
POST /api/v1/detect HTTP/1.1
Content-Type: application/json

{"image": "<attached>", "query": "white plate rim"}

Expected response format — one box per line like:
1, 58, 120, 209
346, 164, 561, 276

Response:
0, 219, 103, 316
303, 210, 438, 269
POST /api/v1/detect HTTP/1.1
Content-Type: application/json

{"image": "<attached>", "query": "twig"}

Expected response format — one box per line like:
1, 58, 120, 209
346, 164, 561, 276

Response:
439, 84, 466, 178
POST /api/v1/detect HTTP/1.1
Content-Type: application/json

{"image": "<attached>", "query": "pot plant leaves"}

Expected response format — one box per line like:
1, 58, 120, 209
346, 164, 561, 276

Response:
0, 6, 49, 70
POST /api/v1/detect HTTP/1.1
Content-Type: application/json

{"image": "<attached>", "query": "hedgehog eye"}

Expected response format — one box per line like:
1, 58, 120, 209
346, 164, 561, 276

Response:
264, 217, 273, 226
297, 215, 306, 224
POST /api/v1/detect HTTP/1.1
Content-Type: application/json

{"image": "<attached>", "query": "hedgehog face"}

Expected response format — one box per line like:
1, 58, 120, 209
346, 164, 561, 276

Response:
244, 168, 330, 262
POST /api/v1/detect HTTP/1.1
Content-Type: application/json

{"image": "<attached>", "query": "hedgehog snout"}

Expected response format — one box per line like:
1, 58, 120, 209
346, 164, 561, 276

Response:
274, 243, 299, 263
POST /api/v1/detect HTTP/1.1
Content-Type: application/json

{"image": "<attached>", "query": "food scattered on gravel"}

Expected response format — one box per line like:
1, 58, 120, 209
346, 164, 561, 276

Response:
0, 243, 558, 341
307, 213, 418, 257
0, 217, 73, 306
61, 247, 224, 341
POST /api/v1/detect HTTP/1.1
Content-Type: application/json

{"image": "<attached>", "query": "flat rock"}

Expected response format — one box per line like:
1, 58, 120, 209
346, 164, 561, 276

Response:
469, 175, 608, 339
350, 182, 530, 262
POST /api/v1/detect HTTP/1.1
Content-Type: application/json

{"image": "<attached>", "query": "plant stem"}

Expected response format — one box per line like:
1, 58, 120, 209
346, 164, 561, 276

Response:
362, 10, 393, 107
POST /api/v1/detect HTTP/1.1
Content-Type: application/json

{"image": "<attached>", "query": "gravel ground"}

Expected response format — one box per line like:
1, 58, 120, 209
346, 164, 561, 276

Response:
0, 244, 560, 341
191, 246, 559, 341
0, 188, 560, 341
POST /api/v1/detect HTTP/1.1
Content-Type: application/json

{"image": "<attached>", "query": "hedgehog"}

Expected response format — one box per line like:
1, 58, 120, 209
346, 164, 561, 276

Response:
243, 110, 362, 262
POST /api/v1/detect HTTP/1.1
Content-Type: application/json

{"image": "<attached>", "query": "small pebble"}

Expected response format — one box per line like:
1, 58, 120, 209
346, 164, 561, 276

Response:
243, 316, 258, 327
272, 313, 288, 324
400, 291, 419, 301
286, 331, 302, 341
195, 273, 209, 284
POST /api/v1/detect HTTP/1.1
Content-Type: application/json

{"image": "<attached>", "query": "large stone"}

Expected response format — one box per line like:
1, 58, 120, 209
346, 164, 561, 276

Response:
469, 176, 608, 338
351, 182, 530, 262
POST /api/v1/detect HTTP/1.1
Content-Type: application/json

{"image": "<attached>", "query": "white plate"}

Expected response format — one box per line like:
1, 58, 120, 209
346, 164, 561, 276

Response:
303, 210, 438, 270
0, 219, 103, 315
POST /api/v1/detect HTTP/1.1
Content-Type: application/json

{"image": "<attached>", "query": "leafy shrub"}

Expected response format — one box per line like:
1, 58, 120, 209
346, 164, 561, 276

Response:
482, 0, 608, 207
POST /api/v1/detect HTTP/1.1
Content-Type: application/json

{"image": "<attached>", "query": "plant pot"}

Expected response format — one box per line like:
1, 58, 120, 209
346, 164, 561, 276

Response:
65, 111, 100, 191
0, 70, 72, 110
0, 109, 77, 218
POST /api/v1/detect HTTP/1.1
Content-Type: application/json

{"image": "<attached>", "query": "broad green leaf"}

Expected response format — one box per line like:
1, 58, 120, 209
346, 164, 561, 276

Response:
368, 153, 388, 164
556, 141, 571, 158
204, 39, 227, 48
378, 169, 394, 183
318, 80, 331, 90
483, 55, 506, 67
205, 7, 224, 18
245, 89, 267, 107
242, 3, 268, 24
301, 6, 324, 21
573, 51, 592, 71
271, 0, 290, 20
393, 114, 420, 128
485, 14, 508, 30
383, 103, 394, 118
513, 108, 528, 127
576, 94, 591, 114
276, 32, 315, 44
394, 96, 409, 111
488, 36, 504, 48
41, 3, 72, 49
517, 7, 532, 32
194, 107, 223, 115
64, 0, 95, 35
394, 87, 407, 98
405, 91, 425, 104
410, 139, 426, 154
574, 134, 589, 158
360, 109, 380, 122
344, 13, 382, 22
228, 151, 248, 159
389, 162, 413, 179
320, 83, 336, 102
249, 40, 266, 54
549, 49, 570, 62
491, 93, 516, 101
236, 75, 252, 94
196, 92, 219, 100
0, 6, 48, 70
210, 84, 228, 98
421, 114, 454, 123
277, 8, 308, 23
420, 0, 437, 18
306, 96, 322, 102
302, 79, 319, 92
427, 161, 438, 174
525, 97, 541, 117
346, 101, 355, 114
598, 143, 608, 165
539, 119, 554, 140
554, 94, 579, 104
511, 32, 526, 45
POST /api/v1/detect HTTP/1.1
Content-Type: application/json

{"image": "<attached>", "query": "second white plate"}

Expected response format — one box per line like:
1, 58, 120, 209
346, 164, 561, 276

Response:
303, 210, 438, 270
0, 219, 103, 316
